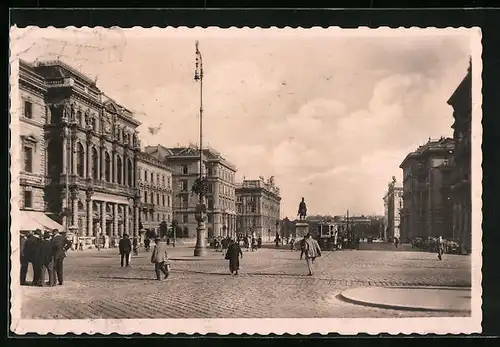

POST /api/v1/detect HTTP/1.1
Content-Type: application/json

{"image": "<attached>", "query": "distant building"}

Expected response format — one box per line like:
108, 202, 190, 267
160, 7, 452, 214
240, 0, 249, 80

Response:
399, 138, 455, 241
136, 152, 173, 234
383, 177, 403, 241
235, 177, 281, 240
447, 61, 472, 253
145, 144, 237, 238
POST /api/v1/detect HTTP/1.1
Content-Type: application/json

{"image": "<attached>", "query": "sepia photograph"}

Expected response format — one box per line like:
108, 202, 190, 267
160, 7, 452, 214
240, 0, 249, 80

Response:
9, 26, 482, 335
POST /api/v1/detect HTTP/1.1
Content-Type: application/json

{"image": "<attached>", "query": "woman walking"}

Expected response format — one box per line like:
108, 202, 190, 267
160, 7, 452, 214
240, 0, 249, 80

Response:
225, 240, 243, 275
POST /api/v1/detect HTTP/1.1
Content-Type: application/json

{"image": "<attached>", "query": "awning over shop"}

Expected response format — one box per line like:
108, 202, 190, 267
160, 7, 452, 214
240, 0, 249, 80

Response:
19, 211, 64, 232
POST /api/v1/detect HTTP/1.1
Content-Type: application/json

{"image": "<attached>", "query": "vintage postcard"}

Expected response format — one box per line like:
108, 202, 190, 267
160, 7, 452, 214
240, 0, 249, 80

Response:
9, 26, 482, 335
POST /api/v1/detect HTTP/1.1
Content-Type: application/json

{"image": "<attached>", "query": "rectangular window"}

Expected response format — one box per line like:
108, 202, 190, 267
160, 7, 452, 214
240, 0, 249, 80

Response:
167, 177, 171, 188
150, 192, 154, 203
183, 214, 189, 223
144, 171, 148, 181
181, 180, 188, 191
144, 191, 148, 203
157, 193, 160, 205
24, 101, 33, 119
182, 196, 188, 209
167, 196, 171, 207
23, 146, 33, 172
162, 194, 165, 206
182, 165, 188, 175
23, 190, 33, 208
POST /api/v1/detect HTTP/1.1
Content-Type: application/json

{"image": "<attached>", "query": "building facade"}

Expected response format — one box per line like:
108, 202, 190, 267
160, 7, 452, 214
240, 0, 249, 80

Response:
136, 152, 173, 233
145, 144, 237, 238
399, 138, 455, 241
447, 62, 472, 253
18, 60, 142, 247
235, 177, 281, 240
382, 177, 403, 241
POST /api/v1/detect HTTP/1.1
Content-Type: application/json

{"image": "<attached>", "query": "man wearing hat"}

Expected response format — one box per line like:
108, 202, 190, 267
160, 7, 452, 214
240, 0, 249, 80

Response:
20, 234, 28, 285
51, 229, 72, 285
150, 236, 170, 281
26, 229, 43, 285
37, 231, 56, 286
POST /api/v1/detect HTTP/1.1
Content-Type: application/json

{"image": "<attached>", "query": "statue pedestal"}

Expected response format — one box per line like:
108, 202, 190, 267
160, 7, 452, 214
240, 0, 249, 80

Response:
295, 221, 309, 238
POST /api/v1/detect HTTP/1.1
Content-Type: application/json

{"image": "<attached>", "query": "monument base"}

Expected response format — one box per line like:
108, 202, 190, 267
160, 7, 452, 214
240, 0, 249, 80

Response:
295, 221, 309, 238
193, 221, 207, 257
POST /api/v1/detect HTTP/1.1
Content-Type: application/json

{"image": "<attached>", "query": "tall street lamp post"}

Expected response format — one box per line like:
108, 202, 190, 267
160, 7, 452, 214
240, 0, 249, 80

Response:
193, 40, 207, 257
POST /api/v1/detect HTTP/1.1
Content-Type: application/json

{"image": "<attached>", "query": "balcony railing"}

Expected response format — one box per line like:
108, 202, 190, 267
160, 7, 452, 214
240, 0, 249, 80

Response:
59, 174, 136, 195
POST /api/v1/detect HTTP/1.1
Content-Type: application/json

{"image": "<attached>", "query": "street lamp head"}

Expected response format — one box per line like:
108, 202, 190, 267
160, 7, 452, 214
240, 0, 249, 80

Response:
194, 70, 200, 81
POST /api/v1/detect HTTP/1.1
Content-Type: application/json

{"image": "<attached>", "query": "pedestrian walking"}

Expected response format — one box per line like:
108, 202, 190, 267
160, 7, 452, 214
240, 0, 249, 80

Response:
132, 237, 139, 256
299, 237, 306, 260
257, 236, 262, 249
51, 229, 72, 285
251, 237, 257, 251
145, 238, 151, 252
150, 236, 170, 281
395, 237, 400, 249
119, 234, 132, 267
437, 236, 445, 260
304, 233, 322, 276
221, 236, 229, 256
225, 239, 243, 275
39, 231, 56, 286
290, 237, 295, 251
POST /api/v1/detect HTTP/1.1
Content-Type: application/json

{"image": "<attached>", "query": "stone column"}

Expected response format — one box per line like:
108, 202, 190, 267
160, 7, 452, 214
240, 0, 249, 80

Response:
61, 196, 68, 230
85, 141, 91, 179
133, 203, 139, 238
124, 204, 129, 236
123, 154, 128, 186
101, 201, 106, 236
72, 195, 78, 228
71, 136, 77, 175
86, 194, 93, 237
62, 132, 67, 174
113, 203, 119, 238
112, 150, 118, 183
100, 146, 105, 180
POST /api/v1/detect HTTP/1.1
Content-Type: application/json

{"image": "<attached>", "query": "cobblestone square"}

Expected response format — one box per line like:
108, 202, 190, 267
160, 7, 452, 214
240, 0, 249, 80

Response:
19, 246, 471, 319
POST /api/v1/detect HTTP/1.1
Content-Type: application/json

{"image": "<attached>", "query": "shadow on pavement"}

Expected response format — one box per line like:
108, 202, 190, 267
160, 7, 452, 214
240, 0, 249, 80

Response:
169, 257, 220, 262
98, 276, 154, 281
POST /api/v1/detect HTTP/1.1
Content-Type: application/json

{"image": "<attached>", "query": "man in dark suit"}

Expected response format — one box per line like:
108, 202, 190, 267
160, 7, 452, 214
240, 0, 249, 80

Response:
51, 229, 72, 285
24, 229, 43, 285
150, 236, 170, 281
20, 234, 28, 285
119, 234, 132, 267
38, 231, 56, 286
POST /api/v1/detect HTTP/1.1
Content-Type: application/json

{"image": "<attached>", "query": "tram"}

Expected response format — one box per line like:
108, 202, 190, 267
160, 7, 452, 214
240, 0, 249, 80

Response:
315, 222, 343, 251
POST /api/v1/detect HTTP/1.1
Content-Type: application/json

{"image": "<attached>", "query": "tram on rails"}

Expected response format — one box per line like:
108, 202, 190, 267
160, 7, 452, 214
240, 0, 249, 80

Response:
314, 221, 345, 251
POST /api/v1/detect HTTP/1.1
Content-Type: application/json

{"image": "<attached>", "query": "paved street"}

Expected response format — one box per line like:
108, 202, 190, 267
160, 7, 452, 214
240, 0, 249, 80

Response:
19, 246, 471, 319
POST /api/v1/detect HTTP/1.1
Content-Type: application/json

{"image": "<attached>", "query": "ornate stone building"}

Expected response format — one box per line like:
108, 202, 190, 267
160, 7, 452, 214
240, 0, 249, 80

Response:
382, 177, 403, 241
235, 177, 281, 240
136, 152, 173, 233
145, 144, 237, 238
447, 62, 472, 253
18, 60, 64, 231
20, 60, 142, 246
399, 138, 455, 241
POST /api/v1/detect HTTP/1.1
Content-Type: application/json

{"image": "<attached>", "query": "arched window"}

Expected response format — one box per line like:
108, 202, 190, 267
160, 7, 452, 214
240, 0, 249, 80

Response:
127, 159, 133, 186
76, 142, 85, 177
91, 147, 98, 180
105, 151, 111, 182
150, 172, 154, 183
116, 156, 123, 184
144, 170, 148, 182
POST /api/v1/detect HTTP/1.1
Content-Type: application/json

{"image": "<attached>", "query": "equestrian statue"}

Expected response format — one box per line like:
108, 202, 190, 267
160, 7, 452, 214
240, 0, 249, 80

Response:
297, 197, 307, 220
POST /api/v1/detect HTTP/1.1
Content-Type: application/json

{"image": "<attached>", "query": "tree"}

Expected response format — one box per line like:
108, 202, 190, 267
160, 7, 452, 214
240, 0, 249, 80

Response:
159, 221, 168, 238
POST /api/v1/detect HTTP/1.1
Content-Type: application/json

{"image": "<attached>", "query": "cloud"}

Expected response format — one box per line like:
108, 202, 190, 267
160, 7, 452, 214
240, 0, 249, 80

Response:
11, 27, 472, 218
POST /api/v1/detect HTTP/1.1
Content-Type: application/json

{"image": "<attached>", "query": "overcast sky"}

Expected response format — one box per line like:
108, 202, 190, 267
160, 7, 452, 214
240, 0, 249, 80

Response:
11, 27, 472, 218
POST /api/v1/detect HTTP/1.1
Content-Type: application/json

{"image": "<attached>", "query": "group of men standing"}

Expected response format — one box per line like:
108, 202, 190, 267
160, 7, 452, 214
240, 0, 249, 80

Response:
20, 229, 72, 286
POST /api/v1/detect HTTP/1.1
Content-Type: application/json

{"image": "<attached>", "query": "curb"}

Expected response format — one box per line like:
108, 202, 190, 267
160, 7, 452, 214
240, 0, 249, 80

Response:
338, 287, 471, 314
